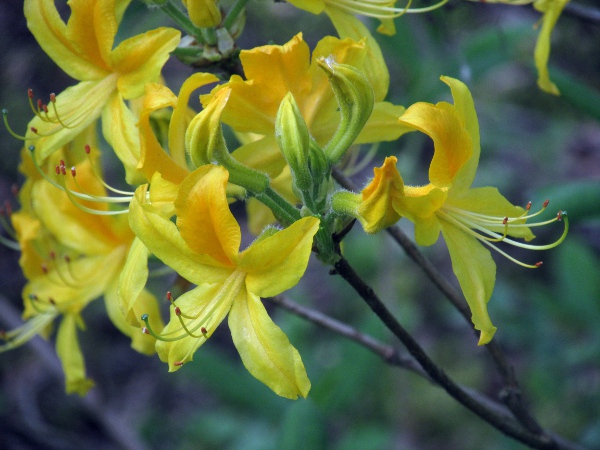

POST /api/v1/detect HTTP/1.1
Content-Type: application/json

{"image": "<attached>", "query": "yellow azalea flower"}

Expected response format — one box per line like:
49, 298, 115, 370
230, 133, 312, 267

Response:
1, 139, 162, 395
202, 33, 408, 230
129, 164, 320, 399
182, 0, 222, 28
24, 0, 180, 183
358, 77, 567, 344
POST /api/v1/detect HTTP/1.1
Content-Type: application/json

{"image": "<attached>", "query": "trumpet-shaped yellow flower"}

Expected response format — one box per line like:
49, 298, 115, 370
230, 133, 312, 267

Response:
358, 77, 567, 344
129, 164, 320, 399
24, 0, 180, 183
202, 33, 407, 230
1, 139, 161, 395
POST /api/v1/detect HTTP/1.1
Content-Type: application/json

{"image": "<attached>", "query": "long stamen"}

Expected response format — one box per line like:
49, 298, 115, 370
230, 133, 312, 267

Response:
83, 145, 134, 196
2, 109, 29, 140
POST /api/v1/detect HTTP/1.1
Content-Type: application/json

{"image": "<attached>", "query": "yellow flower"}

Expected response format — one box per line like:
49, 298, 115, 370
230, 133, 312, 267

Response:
129, 164, 320, 399
202, 33, 407, 230
1, 137, 162, 395
24, 0, 180, 183
358, 77, 567, 344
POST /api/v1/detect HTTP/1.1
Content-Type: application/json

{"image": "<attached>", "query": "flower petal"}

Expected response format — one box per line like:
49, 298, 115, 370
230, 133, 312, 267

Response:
102, 91, 144, 184
229, 290, 311, 399
129, 185, 233, 284
355, 102, 410, 145
56, 314, 95, 395
112, 27, 181, 99
155, 281, 237, 370
118, 237, 151, 326
399, 100, 473, 188
439, 220, 497, 345
175, 165, 241, 266
28, 76, 117, 162
533, 0, 569, 95
241, 217, 319, 298
24, 0, 110, 80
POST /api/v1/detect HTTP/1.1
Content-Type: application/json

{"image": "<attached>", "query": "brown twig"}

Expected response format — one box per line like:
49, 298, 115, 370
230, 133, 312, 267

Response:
330, 168, 552, 441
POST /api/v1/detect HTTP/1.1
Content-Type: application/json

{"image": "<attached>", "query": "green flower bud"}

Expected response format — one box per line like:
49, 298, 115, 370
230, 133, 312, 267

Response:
275, 93, 312, 192
317, 57, 374, 166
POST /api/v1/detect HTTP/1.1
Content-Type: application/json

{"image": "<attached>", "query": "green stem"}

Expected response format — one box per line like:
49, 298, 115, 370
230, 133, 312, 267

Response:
201, 27, 218, 46
255, 187, 301, 226
223, 0, 250, 30
159, 1, 205, 44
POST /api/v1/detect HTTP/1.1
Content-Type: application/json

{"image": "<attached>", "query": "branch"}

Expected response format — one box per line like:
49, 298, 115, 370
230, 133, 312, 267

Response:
331, 167, 544, 433
332, 256, 590, 449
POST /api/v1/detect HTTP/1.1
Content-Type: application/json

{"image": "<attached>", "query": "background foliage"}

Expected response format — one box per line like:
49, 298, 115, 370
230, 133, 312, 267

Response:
0, 1, 599, 449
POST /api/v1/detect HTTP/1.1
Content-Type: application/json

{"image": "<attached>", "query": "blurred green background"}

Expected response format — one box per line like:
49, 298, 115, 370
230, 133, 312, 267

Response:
0, 1, 599, 449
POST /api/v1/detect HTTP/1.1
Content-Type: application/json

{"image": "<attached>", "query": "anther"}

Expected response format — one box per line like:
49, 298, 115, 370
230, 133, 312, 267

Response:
60, 165, 66, 176
543, 200, 549, 208
28, 293, 38, 301
30, 127, 38, 133
48, 250, 56, 259
142, 327, 149, 334
201, 327, 208, 335
55, 165, 60, 175
49, 93, 56, 103
48, 298, 56, 305
166, 291, 172, 302
174, 361, 184, 367
64, 255, 71, 263
174, 306, 181, 316
84, 144, 91, 154
37, 99, 43, 110
42, 104, 48, 114
502, 217, 508, 225
27, 88, 34, 99
71, 166, 76, 177
535, 261, 543, 267
525, 201, 532, 211
557, 210, 565, 221
41, 263, 48, 274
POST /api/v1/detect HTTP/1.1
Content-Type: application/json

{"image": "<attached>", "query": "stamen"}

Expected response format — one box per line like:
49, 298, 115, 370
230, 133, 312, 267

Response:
174, 361, 184, 367
82, 147, 135, 196
2, 109, 28, 140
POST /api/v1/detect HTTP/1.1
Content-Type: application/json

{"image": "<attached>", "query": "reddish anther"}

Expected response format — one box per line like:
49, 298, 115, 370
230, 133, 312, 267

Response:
31, 127, 38, 133
64, 255, 71, 263
543, 200, 550, 208
71, 166, 76, 177
49, 250, 56, 259
174, 306, 181, 316
201, 327, 207, 335
42, 104, 48, 113
535, 261, 543, 267
48, 298, 56, 305
502, 217, 508, 225
84, 144, 91, 154
166, 291, 172, 302
55, 165, 60, 175
142, 327, 149, 334
41, 263, 48, 274
27, 88, 34, 99
174, 361, 184, 367
525, 201, 532, 211
59, 159, 65, 167
557, 211, 563, 221
37, 99, 43, 109
60, 165, 66, 176
50, 93, 56, 103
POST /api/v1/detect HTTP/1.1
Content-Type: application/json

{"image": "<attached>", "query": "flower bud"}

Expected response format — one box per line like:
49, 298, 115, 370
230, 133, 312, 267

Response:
317, 57, 374, 165
182, 0, 221, 28
275, 93, 311, 192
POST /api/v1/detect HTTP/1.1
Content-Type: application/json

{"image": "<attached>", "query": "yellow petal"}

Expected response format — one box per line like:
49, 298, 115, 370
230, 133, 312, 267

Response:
24, 0, 110, 80
439, 221, 497, 345
129, 186, 233, 284
105, 279, 161, 355
11, 211, 44, 280
324, 7, 389, 101
448, 187, 535, 240
148, 172, 181, 217
392, 184, 448, 226
440, 76, 481, 194
175, 165, 241, 266
533, 0, 569, 95
102, 91, 144, 184
56, 314, 95, 395
118, 237, 151, 326
358, 156, 403, 233
355, 102, 410, 144
399, 101, 473, 188
229, 290, 311, 399
28, 76, 118, 162
156, 282, 237, 370
169, 73, 220, 168
138, 84, 189, 184
112, 27, 181, 99
182, 0, 222, 28
241, 217, 320, 298
231, 136, 287, 178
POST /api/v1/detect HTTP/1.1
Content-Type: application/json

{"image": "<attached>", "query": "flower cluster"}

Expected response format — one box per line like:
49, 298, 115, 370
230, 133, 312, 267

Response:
0, 0, 568, 398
